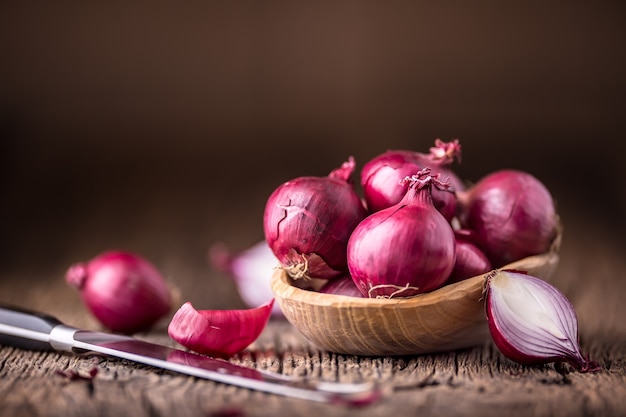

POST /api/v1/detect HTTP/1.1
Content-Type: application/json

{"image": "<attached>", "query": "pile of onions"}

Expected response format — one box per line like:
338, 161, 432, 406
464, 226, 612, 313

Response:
262, 139, 559, 297
260, 139, 596, 371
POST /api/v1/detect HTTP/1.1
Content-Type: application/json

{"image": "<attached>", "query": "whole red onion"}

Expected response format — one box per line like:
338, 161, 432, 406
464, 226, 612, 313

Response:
263, 157, 368, 280
446, 229, 492, 283
457, 169, 558, 267
318, 274, 364, 297
348, 168, 456, 298
66, 250, 172, 333
360, 139, 463, 220
360, 150, 425, 212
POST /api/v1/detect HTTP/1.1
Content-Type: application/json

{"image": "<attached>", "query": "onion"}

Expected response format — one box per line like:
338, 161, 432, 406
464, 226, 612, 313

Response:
446, 229, 492, 283
485, 270, 599, 372
347, 168, 456, 298
167, 300, 274, 359
65, 250, 172, 333
208, 240, 284, 317
318, 274, 364, 297
360, 139, 463, 220
457, 169, 558, 267
263, 157, 367, 280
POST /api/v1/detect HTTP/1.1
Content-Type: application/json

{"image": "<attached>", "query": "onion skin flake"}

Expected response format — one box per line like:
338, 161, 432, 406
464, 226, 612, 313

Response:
168, 299, 274, 359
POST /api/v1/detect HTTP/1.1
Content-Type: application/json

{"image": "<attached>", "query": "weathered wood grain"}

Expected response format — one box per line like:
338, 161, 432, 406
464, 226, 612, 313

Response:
0, 214, 624, 416
1, 315, 625, 417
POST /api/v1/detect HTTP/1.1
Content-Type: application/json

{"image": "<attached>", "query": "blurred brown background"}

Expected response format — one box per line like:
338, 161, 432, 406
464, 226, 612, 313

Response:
1, 2, 624, 309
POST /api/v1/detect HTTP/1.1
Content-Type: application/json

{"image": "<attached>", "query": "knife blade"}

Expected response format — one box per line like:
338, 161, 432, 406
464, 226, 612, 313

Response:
0, 304, 382, 405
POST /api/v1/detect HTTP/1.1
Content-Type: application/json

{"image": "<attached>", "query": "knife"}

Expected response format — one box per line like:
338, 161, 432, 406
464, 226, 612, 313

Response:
0, 304, 382, 405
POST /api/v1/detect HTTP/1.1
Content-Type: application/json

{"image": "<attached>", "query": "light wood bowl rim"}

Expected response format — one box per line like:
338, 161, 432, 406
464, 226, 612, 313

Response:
270, 249, 560, 356
271, 250, 560, 309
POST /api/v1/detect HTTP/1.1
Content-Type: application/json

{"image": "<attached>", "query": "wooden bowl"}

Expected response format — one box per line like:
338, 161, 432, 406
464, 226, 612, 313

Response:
270, 250, 560, 356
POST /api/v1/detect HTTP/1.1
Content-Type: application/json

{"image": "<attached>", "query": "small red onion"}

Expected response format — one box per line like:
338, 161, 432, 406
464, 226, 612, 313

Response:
360, 139, 463, 220
167, 299, 274, 359
447, 229, 492, 283
485, 270, 599, 372
65, 250, 172, 333
208, 240, 284, 317
348, 168, 456, 298
457, 169, 558, 267
263, 157, 367, 280
360, 150, 424, 213
318, 274, 364, 297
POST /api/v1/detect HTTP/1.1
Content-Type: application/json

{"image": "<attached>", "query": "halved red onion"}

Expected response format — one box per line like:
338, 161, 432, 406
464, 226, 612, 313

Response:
168, 299, 274, 359
348, 168, 456, 298
485, 270, 599, 372
263, 157, 367, 280
208, 240, 283, 317
457, 169, 558, 267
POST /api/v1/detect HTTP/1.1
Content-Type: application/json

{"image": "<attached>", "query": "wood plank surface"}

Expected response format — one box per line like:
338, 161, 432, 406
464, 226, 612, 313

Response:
1, 217, 625, 417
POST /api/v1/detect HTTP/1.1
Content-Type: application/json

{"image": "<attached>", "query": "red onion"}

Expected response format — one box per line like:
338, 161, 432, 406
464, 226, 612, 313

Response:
446, 229, 492, 283
168, 299, 274, 359
347, 168, 456, 298
318, 274, 364, 297
263, 157, 367, 280
65, 250, 172, 333
208, 240, 284, 317
360, 139, 463, 220
457, 169, 558, 267
485, 270, 599, 372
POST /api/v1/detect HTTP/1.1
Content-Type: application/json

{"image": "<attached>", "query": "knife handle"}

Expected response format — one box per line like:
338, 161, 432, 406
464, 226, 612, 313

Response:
0, 304, 63, 351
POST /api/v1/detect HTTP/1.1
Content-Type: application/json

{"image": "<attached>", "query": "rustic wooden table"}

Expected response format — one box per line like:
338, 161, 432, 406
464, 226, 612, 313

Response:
1, 206, 625, 417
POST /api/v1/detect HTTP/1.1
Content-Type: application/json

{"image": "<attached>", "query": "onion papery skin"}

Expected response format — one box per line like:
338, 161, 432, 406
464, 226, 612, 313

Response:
348, 170, 456, 298
425, 139, 466, 193
168, 299, 274, 359
459, 169, 558, 267
208, 240, 284, 317
319, 274, 364, 297
447, 230, 492, 283
263, 157, 367, 280
485, 270, 597, 372
65, 250, 172, 334
360, 140, 462, 219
